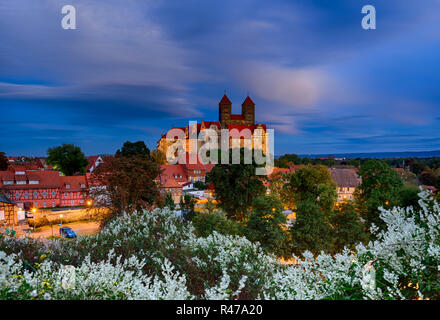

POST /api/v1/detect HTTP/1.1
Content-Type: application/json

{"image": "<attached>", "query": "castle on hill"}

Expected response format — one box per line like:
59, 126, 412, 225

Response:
157, 94, 268, 161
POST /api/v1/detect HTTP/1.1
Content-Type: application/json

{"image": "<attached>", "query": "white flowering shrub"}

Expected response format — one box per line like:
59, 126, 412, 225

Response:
1, 189, 440, 300
0, 250, 191, 300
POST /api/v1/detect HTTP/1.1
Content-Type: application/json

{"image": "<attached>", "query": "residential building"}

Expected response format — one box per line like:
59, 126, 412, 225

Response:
329, 167, 361, 201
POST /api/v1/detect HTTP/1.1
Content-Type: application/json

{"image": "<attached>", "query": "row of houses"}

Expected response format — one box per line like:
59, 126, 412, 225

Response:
0, 156, 105, 211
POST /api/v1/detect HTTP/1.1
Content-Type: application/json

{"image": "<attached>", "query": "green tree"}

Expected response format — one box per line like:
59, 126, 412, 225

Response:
399, 185, 421, 210
90, 154, 161, 215
192, 211, 243, 238
116, 141, 150, 158
354, 159, 404, 230
330, 202, 368, 252
0, 152, 8, 171
164, 192, 175, 210
245, 195, 290, 257
268, 171, 293, 208
180, 195, 196, 221
289, 200, 333, 256
206, 148, 266, 221
285, 165, 337, 210
46, 144, 88, 176
194, 181, 206, 190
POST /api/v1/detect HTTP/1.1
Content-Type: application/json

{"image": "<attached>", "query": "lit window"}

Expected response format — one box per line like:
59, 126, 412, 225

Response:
66, 184, 70, 189
29, 180, 39, 185
52, 201, 55, 207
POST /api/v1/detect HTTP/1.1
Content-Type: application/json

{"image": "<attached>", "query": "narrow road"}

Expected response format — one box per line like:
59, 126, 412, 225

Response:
15, 221, 101, 239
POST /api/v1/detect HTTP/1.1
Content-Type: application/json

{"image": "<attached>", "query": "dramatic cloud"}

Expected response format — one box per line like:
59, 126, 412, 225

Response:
1, 0, 440, 155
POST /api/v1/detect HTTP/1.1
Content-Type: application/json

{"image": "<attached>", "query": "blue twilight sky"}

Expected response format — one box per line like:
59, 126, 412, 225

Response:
1, 0, 440, 156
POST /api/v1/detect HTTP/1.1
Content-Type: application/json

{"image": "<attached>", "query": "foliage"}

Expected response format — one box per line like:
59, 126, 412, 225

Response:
0, 152, 8, 171
46, 144, 88, 176
245, 195, 290, 258
268, 171, 293, 208
164, 192, 175, 211
180, 195, 196, 221
2, 190, 440, 300
115, 141, 150, 158
194, 181, 206, 190
90, 155, 161, 215
206, 148, 266, 221
330, 202, 368, 253
354, 159, 404, 230
289, 200, 333, 256
286, 165, 336, 204
192, 212, 243, 238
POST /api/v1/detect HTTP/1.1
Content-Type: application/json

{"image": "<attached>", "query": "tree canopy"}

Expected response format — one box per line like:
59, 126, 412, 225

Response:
206, 148, 266, 221
116, 141, 150, 158
354, 159, 404, 230
46, 144, 88, 176
0, 152, 8, 171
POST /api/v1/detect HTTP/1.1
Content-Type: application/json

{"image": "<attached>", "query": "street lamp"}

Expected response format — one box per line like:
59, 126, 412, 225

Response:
32, 208, 37, 231
59, 214, 63, 226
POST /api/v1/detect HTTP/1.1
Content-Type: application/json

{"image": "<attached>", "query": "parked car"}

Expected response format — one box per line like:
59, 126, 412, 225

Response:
60, 227, 77, 238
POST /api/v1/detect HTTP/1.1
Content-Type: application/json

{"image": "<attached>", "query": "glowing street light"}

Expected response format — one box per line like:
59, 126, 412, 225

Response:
59, 214, 63, 226
32, 208, 37, 231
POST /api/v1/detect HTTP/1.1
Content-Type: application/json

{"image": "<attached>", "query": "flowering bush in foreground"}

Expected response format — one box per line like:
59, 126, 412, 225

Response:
1, 189, 440, 300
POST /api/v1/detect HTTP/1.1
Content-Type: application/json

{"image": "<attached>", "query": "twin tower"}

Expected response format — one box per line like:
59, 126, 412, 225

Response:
218, 94, 255, 128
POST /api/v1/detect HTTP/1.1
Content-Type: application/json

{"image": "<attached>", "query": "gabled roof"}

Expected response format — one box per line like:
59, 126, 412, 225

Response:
329, 168, 361, 187
60, 176, 87, 190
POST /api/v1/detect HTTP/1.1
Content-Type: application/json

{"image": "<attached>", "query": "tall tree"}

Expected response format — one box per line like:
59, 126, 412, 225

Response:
116, 141, 150, 158
354, 159, 404, 230
245, 195, 290, 257
164, 192, 175, 210
289, 200, 333, 256
0, 152, 8, 171
330, 202, 368, 252
46, 144, 88, 176
90, 154, 161, 214
206, 148, 266, 221
285, 165, 337, 210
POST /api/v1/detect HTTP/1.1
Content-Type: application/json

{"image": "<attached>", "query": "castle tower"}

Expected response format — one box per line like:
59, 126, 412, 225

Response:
241, 96, 255, 125
219, 94, 232, 128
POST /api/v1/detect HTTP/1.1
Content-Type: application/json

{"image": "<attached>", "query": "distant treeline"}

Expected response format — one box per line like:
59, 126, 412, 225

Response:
275, 154, 440, 189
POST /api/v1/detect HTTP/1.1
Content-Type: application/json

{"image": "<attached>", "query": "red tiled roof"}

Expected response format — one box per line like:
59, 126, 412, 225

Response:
61, 176, 87, 190
242, 96, 255, 105
0, 172, 14, 180
86, 156, 100, 171
158, 164, 188, 188
219, 94, 231, 104
0, 170, 62, 189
